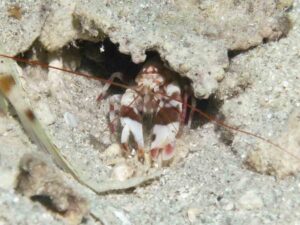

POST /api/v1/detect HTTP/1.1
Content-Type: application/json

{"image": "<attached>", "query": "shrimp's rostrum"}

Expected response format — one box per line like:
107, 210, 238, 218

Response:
105, 59, 189, 165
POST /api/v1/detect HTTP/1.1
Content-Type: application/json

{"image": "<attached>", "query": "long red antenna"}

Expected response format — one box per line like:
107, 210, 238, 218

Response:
0, 53, 129, 90
156, 91, 300, 161
1, 53, 298, 161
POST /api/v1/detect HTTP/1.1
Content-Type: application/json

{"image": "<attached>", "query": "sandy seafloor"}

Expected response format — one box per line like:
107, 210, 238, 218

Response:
1, 0, 300, 224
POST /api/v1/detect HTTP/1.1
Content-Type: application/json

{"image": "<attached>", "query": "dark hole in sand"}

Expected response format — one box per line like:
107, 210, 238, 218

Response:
16, 38, 224, 132
31, 195, 66, 214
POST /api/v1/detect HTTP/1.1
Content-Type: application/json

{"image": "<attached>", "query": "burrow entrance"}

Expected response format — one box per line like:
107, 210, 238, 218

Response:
17, 38, 226, 132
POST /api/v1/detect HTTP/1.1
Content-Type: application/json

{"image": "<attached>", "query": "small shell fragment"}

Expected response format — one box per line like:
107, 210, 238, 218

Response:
105, 143, 122, 157
63, 112, 78, 128
111, 163, 134, 181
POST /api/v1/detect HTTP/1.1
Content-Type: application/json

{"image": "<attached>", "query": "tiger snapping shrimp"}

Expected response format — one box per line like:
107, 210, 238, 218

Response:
100, 57, 194, 166
1, 50, 298, 193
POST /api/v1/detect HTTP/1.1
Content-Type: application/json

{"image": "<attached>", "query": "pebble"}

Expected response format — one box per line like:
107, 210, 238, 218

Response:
111, 163, 134, 181
63, 112, 78, 128
104, 143, 122, 157
0, 170, 18, 190
237, 190, 264, 210
222, 202, 234, 211
37, 102, 56, 125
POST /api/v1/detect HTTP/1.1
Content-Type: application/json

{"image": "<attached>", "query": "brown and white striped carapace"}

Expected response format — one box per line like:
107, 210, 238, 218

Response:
102, 58, 193, 166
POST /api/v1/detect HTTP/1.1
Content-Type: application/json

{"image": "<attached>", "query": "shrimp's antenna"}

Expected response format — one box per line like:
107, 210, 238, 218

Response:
1, 53, 299, 162
0, 54, 129, 90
